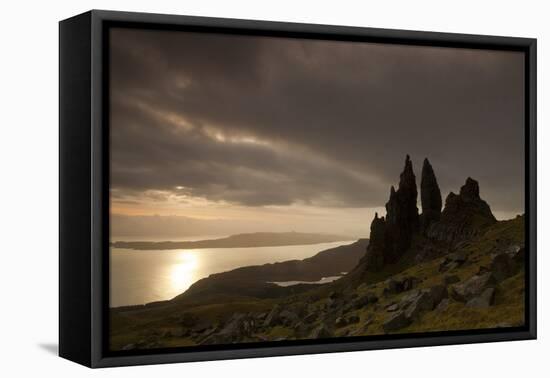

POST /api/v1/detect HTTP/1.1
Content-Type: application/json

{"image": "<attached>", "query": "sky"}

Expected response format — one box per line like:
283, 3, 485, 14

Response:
109, 27, 525, 239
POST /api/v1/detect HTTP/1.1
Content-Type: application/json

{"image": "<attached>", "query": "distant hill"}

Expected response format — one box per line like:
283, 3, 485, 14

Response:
172, 239, 369, 301
111, 232, 353, 250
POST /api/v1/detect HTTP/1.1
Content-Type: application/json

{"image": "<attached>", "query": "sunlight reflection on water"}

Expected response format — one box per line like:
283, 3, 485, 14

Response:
110, 241, 354, 307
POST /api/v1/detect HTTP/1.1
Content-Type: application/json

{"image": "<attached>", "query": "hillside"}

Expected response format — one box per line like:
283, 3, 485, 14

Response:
109, 156, 525, 351
172, 239, 368, 301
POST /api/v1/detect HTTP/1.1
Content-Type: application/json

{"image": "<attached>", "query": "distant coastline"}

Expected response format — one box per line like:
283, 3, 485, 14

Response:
111, 231, 354, 250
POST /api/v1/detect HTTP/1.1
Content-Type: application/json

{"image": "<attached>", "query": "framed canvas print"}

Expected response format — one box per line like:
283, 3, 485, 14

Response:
59, 10, 537, 368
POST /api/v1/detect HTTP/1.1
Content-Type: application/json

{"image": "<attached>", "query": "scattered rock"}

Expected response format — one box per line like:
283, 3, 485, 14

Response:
404, 291, 435, 319
263, 305, 282, 327
466, 288, 496, 308
386, 303, 400, 312
364, 316, 374, 329
435, 298, 450, 312
201, 313, 256, 345
384, 276, 420, 296
383, 311, 412, 332
439, 252, 467, 272
450, 272, 496, 302
310, 324, 333, 339
335, 317, 347, 327
352, 292, 379, 310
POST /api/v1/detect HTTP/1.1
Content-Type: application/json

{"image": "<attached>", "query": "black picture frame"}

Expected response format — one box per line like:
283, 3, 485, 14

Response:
59, 9, 537, 368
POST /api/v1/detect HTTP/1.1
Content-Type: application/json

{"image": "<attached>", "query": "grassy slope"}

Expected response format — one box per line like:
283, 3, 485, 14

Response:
110, 216, 525, 350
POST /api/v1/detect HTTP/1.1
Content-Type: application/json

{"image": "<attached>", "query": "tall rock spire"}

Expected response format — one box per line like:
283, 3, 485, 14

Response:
384, 155, 419, 260
420, 158, 442, 231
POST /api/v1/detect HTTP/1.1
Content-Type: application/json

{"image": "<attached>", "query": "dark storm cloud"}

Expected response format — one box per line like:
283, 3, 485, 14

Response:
110, 28, 525, 212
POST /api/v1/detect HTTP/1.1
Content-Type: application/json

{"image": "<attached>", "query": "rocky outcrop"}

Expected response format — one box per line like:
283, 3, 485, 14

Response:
357, 157, 497, 277
427, 177, 496, 246
362, 213, 387, 271
420, 158, 442, 232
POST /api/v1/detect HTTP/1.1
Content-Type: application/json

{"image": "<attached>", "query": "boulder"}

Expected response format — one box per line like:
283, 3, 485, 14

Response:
263, 305, 282, 327
402, 276, 421, 291
439, 252, 467, 272
435, 298, 450, 312
255, 312, 267, 321
404, 291, 435, 319
466, 288, 496, 308
201, 314, 256, 345
383, 311, 412, 332
450, 272, 496, 302
384, 276, 420, 296
386, 303, 400, 312
310, 324, 333, 339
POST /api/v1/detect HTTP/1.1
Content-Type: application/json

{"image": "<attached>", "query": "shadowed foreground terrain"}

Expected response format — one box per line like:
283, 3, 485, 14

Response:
110, 156, 525, 351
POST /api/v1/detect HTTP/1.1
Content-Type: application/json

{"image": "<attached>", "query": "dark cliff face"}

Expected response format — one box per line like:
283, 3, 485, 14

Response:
359, 156, 496, 274
362, 156, 420, 272
420, 158, 442, 232
384, 155, 420, 262
361, 213, 387, 271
